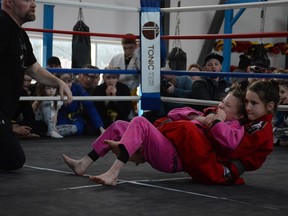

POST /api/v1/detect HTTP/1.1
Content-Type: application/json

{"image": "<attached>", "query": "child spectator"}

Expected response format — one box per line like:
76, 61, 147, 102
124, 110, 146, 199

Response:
12, 74, 47, 138
273, 79, 288, 146
109, 34, 140, 117
93, 66, 133, 128
33, 84, 70, 138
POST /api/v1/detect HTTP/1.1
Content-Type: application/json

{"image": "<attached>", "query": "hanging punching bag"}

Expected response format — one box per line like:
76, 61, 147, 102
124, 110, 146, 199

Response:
72, 8, 91, 68
167, 47, 187, 70
249, 7, 270, 69
167, 0, 187, 70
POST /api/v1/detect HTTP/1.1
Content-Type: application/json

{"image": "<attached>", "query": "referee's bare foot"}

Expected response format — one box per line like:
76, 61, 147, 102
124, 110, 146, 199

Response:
62, 154, 92, 176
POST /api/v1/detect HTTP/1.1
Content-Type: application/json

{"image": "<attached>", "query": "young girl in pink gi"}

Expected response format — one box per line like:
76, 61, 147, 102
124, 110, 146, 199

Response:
63, 89, 246, 185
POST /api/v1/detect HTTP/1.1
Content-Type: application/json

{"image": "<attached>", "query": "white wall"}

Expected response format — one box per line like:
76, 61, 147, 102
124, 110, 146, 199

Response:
23, 0, 288, 68
168, 0, 288, 68
24, 0, 140, 41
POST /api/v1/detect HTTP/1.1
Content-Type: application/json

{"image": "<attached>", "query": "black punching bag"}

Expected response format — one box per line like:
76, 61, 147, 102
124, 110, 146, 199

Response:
72, 8, 91, 68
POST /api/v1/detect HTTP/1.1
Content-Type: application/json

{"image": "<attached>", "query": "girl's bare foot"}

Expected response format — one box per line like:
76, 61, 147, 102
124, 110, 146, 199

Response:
89, 159, 124, 186
62, 154, 93, 176
89, 172, 118, 186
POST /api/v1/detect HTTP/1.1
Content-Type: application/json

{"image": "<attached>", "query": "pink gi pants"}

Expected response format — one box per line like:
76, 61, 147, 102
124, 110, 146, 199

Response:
92, 116, 183, 173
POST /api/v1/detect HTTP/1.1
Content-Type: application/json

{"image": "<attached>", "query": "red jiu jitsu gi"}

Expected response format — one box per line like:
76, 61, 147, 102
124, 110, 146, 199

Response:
157, 114, 274, 185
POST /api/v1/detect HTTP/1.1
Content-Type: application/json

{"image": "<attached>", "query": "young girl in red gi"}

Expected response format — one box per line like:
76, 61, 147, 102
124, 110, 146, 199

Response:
63, 89, 246, 185
159, 80, 279, 184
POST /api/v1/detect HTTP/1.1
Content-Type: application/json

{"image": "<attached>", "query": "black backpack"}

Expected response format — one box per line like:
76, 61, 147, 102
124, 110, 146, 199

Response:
248, 43, 270, 68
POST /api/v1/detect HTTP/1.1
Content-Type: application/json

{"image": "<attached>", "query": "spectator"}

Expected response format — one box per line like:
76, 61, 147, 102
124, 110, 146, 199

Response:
12, 74, 48, 138
273, 78, 288, 146
190, 52, 230, 111
77, 64, 100, 95
142, 67, 193, 123
109, 34, 140, 92
33, 84, 77, 138
109, 34, 140, 116
187, 63, 203, 81
230, 54, 251, 91
47, 56, 62, 68
93, 66, 133, 128
57, 73, 105, 136
76, 64, 101, 135
30, 56, 63, 96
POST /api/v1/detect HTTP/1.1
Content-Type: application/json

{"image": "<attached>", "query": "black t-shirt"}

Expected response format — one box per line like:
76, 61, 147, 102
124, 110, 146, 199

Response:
0, 10, 37, 119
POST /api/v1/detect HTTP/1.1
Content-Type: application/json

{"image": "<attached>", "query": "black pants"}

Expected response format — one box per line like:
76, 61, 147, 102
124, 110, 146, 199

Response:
0, 111, 25, 170
19, 120, 48, 136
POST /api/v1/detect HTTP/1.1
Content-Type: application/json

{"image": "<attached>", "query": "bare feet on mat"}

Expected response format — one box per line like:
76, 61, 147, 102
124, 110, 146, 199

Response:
62, 154, 89, 176
89, 172, 118, 186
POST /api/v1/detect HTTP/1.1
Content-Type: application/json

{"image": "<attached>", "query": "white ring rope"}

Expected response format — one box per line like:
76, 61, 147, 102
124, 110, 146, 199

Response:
19, 96, 288, 112
161, 0, 288, 13
161, 96, 218, 106
161, 97, 288, 112
20, 96, 140, 102
37, 0, 139, 12
37, 0, 288, 13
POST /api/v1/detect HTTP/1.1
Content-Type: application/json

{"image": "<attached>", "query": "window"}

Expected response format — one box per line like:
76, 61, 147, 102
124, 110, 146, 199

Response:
29, 35, 43, 65
28, 34, 123, 69
96, 42, 123, 68
53, 38, 72, 68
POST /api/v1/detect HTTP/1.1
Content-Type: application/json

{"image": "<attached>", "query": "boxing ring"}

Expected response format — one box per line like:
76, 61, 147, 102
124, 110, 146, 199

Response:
2, 1, 288, 215
22, 0, 288, 110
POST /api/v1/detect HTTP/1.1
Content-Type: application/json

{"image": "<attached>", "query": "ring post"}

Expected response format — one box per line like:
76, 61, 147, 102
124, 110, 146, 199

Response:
222, 0, 268, 73
43, 4, 55, 67
140, 0, 161, 110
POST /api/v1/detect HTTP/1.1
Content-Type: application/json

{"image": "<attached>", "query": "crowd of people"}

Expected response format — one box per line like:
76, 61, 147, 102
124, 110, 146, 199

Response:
1, 0, 288, 186
16, 47, 288, 185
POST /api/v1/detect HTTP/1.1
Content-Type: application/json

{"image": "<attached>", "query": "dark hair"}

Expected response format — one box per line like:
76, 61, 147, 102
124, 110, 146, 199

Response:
47, 56, 61, 67
121, 34, 137, 45
229, 88, 246, 117
204, 52, 224, 66
82, 64, 99, 69
248, 80, 279, 112
35, 84, 59, 109
225, 88, 247, 124
277, 79, 288, 87
188, 63, 203, 71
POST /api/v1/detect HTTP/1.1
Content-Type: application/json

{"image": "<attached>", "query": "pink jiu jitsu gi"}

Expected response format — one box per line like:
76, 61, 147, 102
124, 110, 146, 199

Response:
92, 116, 183, 173
167, 107, 244, 151
91, 107, 244, 176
